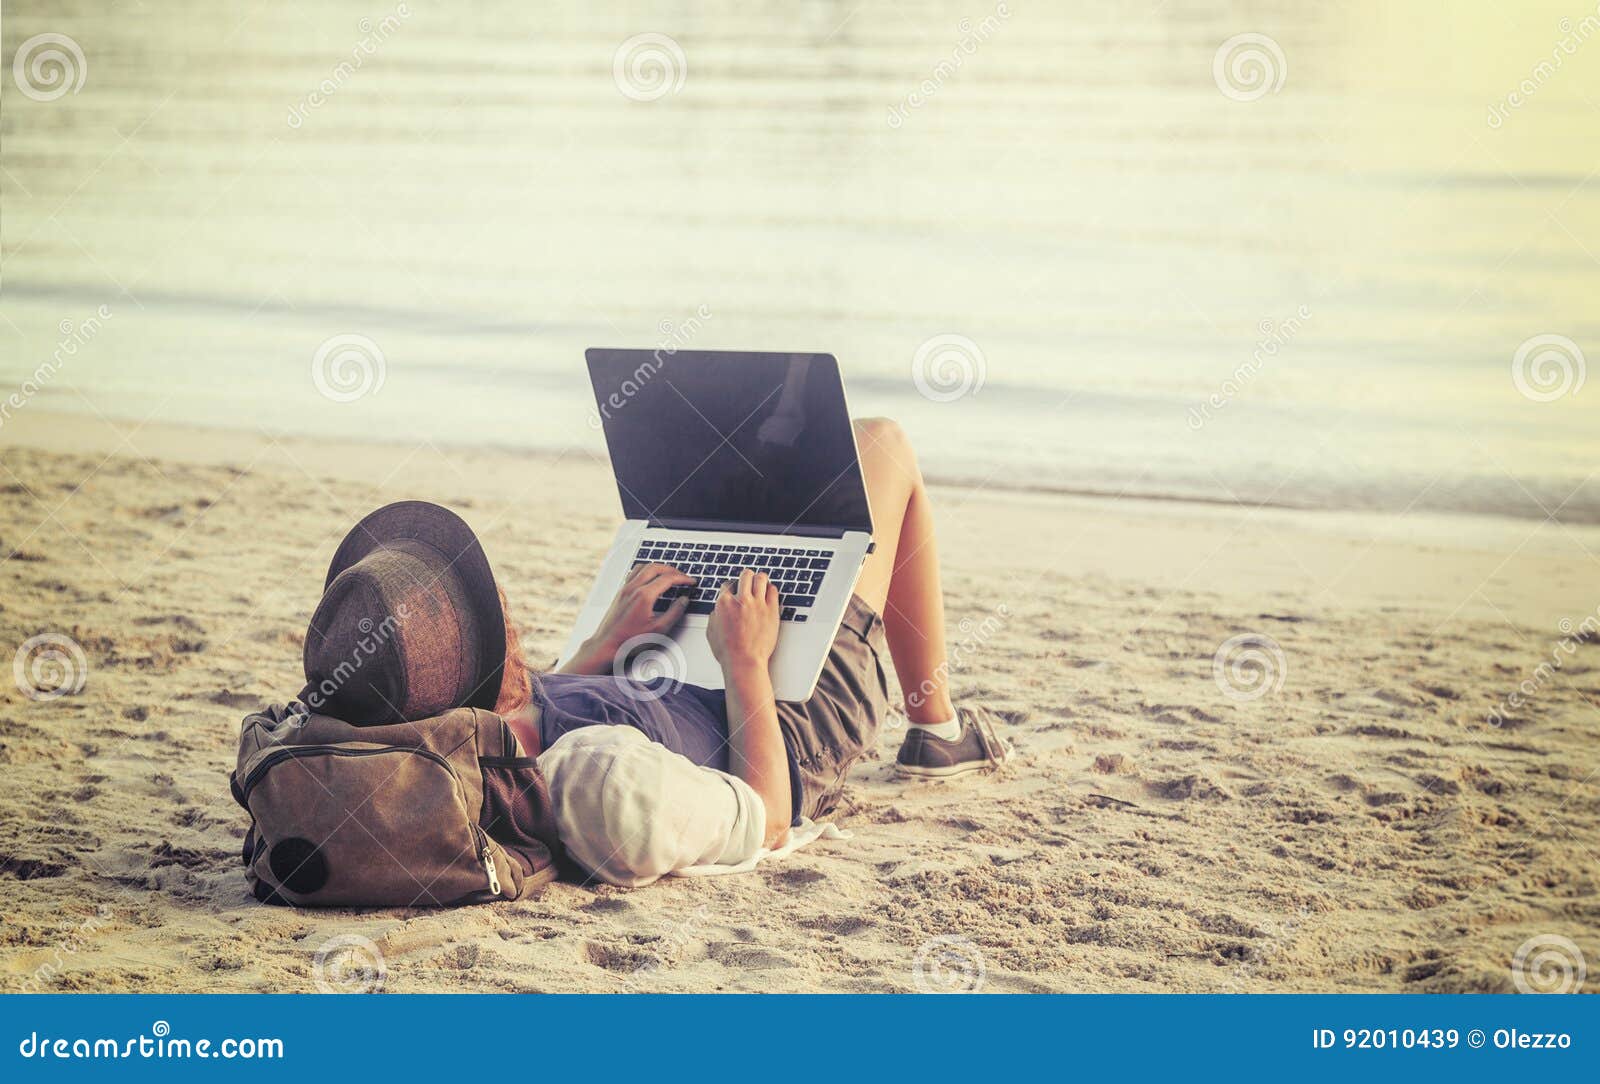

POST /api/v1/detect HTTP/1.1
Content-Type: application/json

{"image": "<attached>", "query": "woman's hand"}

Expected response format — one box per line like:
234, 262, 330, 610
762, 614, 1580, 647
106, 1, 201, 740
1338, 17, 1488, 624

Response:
559, 562, 695, 676
711, 569, 789, 846
706, 569, 780, 671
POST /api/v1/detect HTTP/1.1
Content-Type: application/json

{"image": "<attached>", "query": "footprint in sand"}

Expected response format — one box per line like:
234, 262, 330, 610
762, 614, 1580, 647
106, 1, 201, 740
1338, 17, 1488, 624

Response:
1092, 753, 1136, 775
0, 854, 70, 880
710, 944, 799, 970
1148, 774, 1229, 801
768, 867, 827, 888
798, 915, 876, 936
582, 940, 654, 972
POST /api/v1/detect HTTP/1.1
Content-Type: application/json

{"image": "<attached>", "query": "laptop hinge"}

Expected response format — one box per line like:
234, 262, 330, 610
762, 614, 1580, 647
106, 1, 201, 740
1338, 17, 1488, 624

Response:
650, 517, 852, 539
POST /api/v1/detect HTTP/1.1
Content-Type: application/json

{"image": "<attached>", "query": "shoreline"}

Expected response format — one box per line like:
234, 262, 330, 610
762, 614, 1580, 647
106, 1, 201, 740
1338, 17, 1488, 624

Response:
1, 407, 1591, 631
6, 403, 1596, 540
8, 396, 1598, 529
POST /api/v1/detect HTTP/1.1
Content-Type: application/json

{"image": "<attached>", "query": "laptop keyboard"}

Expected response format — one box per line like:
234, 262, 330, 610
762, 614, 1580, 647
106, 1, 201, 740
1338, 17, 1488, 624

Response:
632, 540, 833, 622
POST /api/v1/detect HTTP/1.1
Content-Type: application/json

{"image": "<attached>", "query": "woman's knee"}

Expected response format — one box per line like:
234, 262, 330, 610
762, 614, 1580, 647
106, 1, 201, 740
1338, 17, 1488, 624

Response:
853, 416, 917, 473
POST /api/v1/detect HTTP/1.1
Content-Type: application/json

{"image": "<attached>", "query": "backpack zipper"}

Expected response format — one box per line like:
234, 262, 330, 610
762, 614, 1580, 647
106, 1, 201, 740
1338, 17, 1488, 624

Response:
474, 824, 502, 896
239, 744, 461, 802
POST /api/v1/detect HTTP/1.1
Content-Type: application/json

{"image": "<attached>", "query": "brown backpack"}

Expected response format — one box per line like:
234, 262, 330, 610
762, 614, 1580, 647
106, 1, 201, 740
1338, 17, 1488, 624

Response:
231, 702, 562, 906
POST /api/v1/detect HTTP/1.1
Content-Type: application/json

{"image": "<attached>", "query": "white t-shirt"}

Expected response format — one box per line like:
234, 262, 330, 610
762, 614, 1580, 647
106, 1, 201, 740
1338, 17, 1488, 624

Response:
537, 726, 843, 887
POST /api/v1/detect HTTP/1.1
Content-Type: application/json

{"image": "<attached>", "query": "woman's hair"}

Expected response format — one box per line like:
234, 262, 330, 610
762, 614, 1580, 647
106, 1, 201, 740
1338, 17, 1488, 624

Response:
493, 586, 534, 715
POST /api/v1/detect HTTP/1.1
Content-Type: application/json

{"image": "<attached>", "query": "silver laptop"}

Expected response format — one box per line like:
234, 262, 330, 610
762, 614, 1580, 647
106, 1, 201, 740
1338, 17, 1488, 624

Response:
559, 349, 875, 701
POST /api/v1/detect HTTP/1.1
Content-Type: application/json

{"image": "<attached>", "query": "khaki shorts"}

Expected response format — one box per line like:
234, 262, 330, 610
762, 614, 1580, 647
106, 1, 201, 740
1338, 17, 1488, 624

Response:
776, 593, 892, 821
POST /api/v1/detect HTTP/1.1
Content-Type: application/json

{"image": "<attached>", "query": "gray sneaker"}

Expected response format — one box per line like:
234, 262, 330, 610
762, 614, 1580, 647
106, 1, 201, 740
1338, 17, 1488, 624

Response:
895, 705, 1011, 778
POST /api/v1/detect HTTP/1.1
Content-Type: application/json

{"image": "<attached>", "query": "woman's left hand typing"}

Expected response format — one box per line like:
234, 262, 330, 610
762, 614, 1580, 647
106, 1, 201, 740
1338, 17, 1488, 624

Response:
558, 562, 696, 676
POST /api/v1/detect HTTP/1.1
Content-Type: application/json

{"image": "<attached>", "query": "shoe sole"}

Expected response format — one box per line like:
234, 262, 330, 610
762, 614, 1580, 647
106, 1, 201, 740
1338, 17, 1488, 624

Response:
894, 760, 996, 779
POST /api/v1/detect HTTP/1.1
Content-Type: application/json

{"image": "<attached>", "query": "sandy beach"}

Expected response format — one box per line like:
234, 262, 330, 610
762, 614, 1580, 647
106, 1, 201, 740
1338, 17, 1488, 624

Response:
1, 410, 1595, 993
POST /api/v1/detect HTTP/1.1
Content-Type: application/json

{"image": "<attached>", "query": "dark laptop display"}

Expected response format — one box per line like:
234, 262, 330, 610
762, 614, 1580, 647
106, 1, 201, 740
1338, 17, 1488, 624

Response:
586, 349, 873, 536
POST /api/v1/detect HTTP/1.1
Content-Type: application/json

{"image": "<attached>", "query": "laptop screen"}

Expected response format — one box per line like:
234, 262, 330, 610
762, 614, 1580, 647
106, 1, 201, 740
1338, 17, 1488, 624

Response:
586, 349, 874, 535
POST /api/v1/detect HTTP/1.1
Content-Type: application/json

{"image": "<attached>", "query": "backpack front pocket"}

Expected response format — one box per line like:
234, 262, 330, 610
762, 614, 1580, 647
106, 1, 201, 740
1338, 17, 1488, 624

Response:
241, 743, 502, 907
478, 755, 561, 889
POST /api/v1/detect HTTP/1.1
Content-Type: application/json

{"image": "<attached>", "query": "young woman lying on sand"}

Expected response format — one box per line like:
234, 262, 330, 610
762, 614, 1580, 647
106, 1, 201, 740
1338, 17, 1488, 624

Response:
303, 418, 1008, 886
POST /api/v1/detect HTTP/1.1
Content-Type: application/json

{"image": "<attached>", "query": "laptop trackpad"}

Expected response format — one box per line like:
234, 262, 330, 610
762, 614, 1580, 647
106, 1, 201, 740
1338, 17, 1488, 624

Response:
666, 625, 723, 691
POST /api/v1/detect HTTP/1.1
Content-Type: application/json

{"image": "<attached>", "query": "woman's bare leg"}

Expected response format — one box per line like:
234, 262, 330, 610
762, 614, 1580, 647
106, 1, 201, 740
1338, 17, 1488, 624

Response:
851, 417, 956, 725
